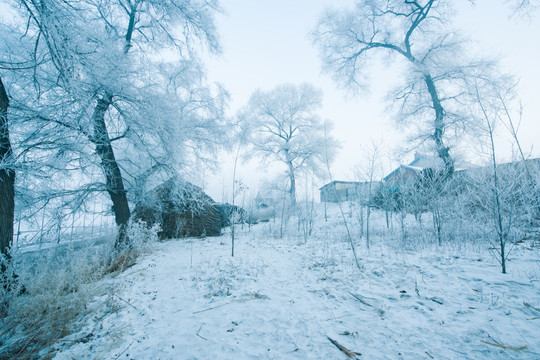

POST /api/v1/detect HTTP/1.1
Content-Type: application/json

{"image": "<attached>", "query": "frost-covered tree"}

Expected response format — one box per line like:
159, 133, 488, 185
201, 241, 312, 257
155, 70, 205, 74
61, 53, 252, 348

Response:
462, 69, 535, 273
313, 0, 484, 178
1, 0, 226, 248
240, 83, 336, 205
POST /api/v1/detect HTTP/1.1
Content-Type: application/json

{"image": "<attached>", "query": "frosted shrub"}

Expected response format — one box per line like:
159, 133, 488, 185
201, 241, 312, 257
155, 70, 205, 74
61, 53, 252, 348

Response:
127, 220, 160, 251
105, 220, 160, 274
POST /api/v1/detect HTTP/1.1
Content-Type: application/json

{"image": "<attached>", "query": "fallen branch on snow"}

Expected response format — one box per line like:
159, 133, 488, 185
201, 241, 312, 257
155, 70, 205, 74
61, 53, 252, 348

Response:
349, 292, 385, 318
192, 302, 232, 314
116, 295, 139, 311
481, 340, 527, 351
327, 336, 361, 359
196, 324, 207, 341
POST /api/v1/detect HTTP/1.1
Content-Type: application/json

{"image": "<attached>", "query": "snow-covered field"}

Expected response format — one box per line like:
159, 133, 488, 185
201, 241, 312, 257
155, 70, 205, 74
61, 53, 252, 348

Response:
44, 206, 540, 360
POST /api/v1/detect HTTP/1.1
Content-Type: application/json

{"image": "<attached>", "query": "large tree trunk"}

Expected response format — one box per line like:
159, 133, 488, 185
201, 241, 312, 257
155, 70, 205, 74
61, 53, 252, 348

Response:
90, 5, 138, 250
424, 74, 454, 177
284, 150, 297, 206
92, 94, 131, 249
0, 76, 15, 259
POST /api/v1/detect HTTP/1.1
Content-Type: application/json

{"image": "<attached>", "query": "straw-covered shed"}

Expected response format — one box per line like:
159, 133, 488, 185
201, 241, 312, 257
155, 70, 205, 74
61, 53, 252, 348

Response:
133, 177, 225, 239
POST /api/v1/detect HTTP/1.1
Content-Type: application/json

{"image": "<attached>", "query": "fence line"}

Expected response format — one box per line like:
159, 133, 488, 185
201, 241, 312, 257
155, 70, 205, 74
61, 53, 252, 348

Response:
13, 210, 117, 252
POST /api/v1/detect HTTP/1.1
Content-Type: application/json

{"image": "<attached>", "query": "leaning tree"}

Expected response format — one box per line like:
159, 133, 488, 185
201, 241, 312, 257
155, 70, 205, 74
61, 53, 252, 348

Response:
313, 0, 486, 178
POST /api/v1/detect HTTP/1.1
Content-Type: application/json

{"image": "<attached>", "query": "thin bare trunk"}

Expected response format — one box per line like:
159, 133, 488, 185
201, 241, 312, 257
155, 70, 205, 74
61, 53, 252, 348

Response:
433, 206, 442, 246
365, 180, 374, 249
400, 209, 406, 242
476, 83, 507, 274
359, 206, 364, 236
324, 124, 361, 269
366, 206, 371, 249
487, 122, 506, 273
231, 134, 244, 257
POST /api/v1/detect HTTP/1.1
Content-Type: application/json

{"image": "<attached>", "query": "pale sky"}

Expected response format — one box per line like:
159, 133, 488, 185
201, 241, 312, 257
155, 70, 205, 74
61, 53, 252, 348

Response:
200, 0, 540, 202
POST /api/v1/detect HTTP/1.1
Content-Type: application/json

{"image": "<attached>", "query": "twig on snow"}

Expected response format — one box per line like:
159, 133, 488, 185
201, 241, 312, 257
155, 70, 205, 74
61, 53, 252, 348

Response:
192, 301, 234, 314
349, 292, 385, 318
348, 292, 373, 307
113, 340, 134, 360
196, 324, 207, 341
116, 295, 139, 311
430, 297, 443, 305
481, 340, 527, 351
327, 336, 361, 359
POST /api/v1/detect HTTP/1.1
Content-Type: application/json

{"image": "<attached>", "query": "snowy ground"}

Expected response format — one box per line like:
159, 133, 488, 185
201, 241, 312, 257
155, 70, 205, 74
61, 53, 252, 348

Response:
47, 209, 539, 359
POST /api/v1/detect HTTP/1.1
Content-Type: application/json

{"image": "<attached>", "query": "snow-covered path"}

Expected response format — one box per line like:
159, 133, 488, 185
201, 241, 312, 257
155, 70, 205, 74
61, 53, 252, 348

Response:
53, 224, 539, 359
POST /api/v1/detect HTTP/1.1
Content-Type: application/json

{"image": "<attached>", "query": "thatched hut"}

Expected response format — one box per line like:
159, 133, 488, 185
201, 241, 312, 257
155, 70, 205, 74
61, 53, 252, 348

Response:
133, 177, 225, 239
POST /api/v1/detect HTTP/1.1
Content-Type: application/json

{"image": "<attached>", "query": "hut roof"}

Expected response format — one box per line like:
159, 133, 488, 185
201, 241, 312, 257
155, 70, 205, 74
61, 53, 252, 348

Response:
140, 176, 215, 213
134, 176, 224, 239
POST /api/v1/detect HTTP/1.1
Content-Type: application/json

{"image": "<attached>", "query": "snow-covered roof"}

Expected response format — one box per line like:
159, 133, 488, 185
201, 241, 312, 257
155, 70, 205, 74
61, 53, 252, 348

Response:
384, 153, 475, 181
383, 165, 421, 181
408, 154, 443, 169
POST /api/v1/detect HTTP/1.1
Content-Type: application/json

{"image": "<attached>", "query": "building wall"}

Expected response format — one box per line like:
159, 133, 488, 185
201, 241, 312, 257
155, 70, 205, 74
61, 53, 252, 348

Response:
320, 182, 379, 203
335, 182, 355, 190
320, 187, 338, 202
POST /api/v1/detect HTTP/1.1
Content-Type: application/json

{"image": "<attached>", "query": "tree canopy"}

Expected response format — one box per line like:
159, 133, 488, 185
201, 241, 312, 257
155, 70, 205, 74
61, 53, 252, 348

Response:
239, 83, 337, 204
